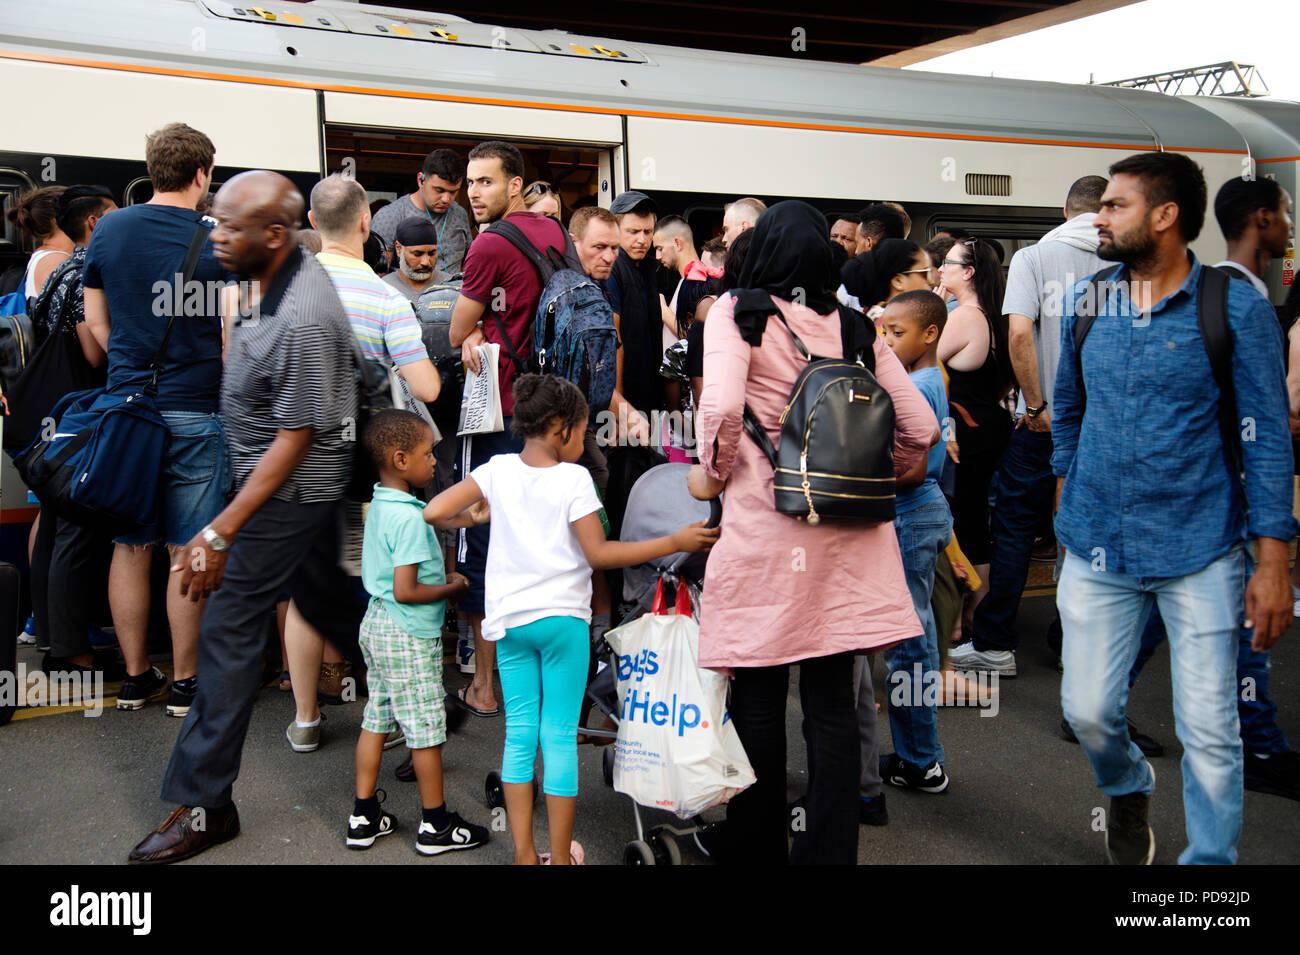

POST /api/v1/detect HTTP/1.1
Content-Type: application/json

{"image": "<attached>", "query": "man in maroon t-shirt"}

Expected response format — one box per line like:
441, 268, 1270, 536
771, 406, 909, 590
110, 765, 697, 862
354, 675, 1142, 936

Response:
448, 140, 568, 716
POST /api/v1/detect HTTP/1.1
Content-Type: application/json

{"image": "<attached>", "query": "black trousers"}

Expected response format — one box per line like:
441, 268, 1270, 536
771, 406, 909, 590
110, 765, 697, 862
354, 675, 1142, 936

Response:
161, 497, 348, 807
723, 651, 860, 865
30, 509, 112, 659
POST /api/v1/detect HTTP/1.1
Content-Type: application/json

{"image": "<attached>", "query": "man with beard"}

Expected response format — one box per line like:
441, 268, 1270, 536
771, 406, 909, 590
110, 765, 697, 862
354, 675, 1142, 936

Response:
1053, 152, 1295, 866
447, 140, 568, 715
129, 171, 358, 863
383, 217, 456, 302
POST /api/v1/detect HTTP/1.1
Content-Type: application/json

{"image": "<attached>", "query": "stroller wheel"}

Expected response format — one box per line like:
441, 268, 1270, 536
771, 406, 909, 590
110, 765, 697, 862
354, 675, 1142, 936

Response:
623, 840, 656, 866
484, 772, 538, 808
602, 746, 615, 789
484, 771, 504, 809
649, 829, 682, 866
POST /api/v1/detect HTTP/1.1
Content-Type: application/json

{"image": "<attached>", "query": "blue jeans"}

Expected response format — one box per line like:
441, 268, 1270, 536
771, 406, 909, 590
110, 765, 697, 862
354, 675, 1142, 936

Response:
971, 426, 1054, 653
1058, 546, 1245, 865
1130, 553, 1290, 756
883, 499, 952, 768
117, 411, 232, 547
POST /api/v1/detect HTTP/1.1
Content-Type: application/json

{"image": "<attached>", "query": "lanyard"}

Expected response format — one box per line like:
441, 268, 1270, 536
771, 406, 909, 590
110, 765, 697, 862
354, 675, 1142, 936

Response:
423, 205, 450, 250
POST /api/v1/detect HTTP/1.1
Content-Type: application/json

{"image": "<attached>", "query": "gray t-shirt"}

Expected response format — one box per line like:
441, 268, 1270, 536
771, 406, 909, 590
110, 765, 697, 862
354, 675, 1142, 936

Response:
371, 194, 472, 277
1002, 213, 1105, 407
221, 247, 358, 504
381, 268, 455, 303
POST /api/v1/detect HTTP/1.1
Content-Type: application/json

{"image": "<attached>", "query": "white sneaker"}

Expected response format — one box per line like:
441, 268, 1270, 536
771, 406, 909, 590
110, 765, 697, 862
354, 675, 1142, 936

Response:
948, 641, 1017, 677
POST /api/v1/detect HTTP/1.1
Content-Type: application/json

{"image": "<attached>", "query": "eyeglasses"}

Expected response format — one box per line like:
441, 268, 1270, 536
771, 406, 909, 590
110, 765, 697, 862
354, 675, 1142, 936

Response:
523, 181, 552, 199
941, 258, 971, 268
899, 268, 931, 276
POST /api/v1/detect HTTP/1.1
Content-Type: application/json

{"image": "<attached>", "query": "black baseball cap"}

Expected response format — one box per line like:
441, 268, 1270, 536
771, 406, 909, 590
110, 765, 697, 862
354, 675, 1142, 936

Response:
609, 190, 657, 215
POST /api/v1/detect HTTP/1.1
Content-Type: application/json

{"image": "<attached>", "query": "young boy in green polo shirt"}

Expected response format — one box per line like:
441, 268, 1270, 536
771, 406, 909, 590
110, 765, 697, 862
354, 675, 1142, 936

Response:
347, 409, 492, 856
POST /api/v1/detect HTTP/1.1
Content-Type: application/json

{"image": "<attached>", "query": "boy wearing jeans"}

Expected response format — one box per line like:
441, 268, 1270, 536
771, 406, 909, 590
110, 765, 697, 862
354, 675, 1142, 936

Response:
876, 290, 954, 793
347, 409, 491, 856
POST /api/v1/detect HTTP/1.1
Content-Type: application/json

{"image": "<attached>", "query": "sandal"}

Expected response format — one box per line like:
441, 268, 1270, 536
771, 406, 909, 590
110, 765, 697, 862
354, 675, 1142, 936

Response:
278, 670, 292, 692
454, 685, 499, 717
540, 840, 585, 865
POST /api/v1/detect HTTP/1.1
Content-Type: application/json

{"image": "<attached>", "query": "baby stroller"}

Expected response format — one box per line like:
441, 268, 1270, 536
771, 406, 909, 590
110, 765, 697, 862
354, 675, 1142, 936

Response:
601, 463, 721, 865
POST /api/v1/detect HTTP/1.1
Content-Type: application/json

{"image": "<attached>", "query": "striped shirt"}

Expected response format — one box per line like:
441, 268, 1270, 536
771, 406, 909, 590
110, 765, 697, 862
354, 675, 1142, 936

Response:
315, 252, 427, 368
222, 247, 357, 504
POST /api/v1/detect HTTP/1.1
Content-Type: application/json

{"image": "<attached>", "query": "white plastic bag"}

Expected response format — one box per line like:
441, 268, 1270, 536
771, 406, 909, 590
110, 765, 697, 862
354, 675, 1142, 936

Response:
605, 579, 755, 818
457, 342, 503, 435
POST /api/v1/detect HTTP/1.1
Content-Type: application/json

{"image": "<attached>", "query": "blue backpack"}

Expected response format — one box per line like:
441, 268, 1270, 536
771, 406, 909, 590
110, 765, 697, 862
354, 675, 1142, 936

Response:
483, 220, 618, 424
535, 270, 619, 426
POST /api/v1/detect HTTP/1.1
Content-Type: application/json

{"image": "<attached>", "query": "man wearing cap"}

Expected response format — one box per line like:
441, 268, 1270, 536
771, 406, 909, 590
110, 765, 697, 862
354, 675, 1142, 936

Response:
384, 217, 456, 303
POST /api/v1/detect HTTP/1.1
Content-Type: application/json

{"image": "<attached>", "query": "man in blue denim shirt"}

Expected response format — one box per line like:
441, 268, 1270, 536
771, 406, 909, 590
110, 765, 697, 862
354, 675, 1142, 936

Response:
1053, 152, 1296, 866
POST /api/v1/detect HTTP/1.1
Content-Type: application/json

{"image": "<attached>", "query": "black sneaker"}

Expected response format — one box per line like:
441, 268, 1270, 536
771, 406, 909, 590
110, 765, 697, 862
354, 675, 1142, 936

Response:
347, 790, 398, 849
394, 753, 415, 782
166, 678, 197, 718
859, 792, 888, 826
415, 811, 488, 855
1244, 750, 1300, 801
116, 666, 168, 710
1060, 716, 1163, 758
880, 753, 949, 794
1106, 789, 1155, 865
42, 651, 126, 684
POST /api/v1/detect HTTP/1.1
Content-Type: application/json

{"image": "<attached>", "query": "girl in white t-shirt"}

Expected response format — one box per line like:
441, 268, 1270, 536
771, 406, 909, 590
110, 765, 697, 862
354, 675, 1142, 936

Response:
426, 374, 717, 865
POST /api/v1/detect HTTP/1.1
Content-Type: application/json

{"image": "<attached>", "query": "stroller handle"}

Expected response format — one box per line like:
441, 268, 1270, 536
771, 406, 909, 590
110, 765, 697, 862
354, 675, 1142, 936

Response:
666, 496, 722, 575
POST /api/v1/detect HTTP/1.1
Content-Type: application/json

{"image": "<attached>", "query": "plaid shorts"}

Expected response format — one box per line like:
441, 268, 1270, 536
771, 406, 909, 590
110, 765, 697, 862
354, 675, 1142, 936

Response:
359, 598, 446, 749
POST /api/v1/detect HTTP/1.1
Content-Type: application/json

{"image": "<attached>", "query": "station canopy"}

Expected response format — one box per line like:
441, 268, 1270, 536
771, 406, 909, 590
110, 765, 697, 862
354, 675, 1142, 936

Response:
354, 0, 1143, 66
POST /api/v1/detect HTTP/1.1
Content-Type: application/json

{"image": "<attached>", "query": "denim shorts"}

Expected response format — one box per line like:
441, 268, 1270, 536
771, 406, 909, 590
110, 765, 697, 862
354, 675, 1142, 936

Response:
116, 411, 233, 548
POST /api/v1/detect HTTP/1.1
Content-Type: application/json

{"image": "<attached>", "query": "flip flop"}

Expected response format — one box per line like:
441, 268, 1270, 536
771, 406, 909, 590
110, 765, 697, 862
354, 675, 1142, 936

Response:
540, 841, 585, 865
454, 685, 499, 717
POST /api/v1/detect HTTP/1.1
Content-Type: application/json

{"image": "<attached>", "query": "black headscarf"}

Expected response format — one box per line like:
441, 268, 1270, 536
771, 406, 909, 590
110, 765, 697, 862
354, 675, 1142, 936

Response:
731, 200, 839, 345
840, 238, 920, 308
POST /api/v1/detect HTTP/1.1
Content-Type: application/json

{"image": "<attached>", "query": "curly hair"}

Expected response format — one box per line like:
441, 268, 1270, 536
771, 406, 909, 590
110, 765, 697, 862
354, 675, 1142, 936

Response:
363, 408, 431, 469
511, 374, 588, 439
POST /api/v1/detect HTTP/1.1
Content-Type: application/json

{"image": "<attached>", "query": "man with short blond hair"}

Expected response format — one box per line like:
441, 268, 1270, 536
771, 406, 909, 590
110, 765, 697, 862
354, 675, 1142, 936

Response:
722, 197, 765, 248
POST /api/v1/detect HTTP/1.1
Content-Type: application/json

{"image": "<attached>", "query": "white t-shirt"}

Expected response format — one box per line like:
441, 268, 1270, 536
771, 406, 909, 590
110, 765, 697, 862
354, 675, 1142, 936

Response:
470, 454, 604, 641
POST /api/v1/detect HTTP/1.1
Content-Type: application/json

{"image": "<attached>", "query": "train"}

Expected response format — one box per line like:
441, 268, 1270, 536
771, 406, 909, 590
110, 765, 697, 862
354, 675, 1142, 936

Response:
1, 0, 1298, 550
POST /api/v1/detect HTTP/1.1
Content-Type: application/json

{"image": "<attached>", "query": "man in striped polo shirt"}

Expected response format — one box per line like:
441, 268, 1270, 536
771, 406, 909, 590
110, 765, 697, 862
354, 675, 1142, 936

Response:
130, 171, 358, 863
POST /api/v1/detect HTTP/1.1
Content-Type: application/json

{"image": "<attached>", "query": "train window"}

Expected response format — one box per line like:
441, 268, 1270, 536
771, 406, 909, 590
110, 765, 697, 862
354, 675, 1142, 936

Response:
0, 168, 38, 254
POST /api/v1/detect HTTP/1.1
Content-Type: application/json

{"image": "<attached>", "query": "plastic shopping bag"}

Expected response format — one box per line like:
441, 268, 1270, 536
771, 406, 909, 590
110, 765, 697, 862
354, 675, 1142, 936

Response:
605, 578, 755, 817
457, 342, 503, 435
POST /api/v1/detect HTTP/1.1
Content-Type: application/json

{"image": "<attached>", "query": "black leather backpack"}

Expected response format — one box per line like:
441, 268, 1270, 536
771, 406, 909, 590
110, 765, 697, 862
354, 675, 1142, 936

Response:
742, 305, 896, 524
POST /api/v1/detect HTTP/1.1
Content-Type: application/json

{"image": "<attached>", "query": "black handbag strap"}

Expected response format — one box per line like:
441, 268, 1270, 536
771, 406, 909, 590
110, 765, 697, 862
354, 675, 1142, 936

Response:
741, 304, 875, 470
147, 219, 211, 394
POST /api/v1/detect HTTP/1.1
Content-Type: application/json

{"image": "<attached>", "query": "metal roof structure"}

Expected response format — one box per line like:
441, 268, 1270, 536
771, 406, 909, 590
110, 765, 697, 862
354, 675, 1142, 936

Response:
345, 0, 1144, 66
1102, 62, 1270, 98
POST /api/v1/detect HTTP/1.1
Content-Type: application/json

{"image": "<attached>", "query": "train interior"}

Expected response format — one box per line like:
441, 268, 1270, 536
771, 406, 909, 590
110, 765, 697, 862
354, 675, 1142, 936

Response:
324, 126, 608, 226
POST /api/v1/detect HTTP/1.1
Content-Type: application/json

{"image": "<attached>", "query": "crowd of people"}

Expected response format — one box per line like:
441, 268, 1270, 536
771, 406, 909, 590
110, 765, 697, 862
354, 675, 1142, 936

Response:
4, 119, 1299, 866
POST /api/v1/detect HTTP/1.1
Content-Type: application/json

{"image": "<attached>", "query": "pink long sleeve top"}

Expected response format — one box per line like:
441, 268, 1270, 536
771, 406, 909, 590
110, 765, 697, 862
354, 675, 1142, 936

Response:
696, 293, 937, 668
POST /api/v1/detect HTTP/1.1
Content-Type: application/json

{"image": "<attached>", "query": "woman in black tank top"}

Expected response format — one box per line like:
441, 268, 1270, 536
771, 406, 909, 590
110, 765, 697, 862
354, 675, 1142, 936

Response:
936, 238, 1013, 624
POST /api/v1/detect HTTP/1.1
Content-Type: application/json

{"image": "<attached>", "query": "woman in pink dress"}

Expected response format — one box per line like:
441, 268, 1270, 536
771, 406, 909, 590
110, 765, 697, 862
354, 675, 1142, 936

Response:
689, 201, 938, 864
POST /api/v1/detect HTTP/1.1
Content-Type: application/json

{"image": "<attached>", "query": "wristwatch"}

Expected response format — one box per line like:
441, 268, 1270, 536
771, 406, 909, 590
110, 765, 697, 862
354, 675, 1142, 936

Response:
201, 526, 230, 553
1025, 401, 1048, 419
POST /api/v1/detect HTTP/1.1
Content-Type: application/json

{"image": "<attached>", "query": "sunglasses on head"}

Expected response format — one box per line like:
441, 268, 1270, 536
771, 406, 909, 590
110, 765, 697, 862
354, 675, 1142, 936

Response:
524, 181, 553, 199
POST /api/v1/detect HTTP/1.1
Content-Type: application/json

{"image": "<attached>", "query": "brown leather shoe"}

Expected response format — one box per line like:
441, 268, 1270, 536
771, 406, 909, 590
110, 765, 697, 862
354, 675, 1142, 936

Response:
128, 804, 240, 865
